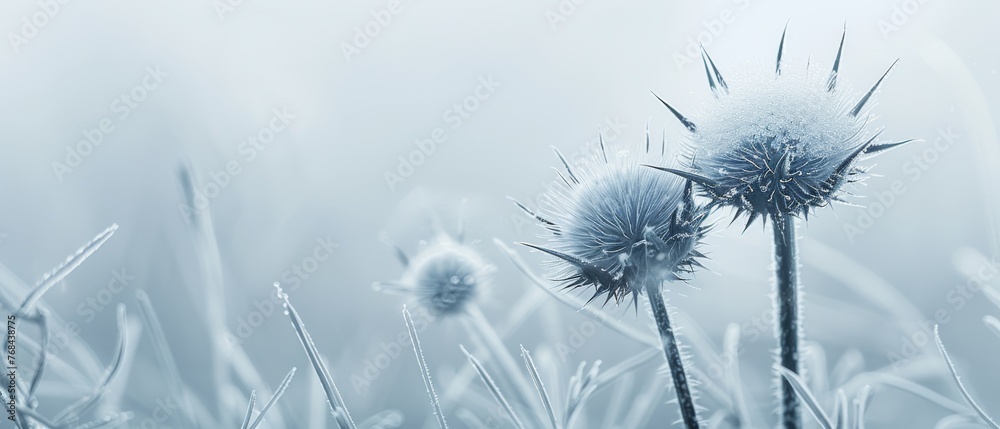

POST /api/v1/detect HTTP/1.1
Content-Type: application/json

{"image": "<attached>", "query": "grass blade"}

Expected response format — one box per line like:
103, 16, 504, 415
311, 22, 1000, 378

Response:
359, 410, 405, 429
852, 385, 871, 429
404, 306, 448, 429
308, 370, 329, 428
99, 316, 142, 417
984, 316, 1000, 341
73, 411, 135, 429
801, 238, 923, 327
776, 365, 834, 429
935, 326, 1000, 429
460, 345, 526, 429
135, 289, 198, 426
52, 304, 129, 424
17, 224, 118, 316
603, 372, 633, 428
984, 285, 1000, 310
0, 263, 103, 384
26, 311, 49, 402
520, 346, 559, 429
848, 371, 968, 415
438, 285, 546, 421
622, 373, 666, 429
834, 389, 848, 429
463, 304, 540, 418
723, 323, 753, 428
249, 368, 296, 429
240, 390, 257, 429
278, 285, 356, 429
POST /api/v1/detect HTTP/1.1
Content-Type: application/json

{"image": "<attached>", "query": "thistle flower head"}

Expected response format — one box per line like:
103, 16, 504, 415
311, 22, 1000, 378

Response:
650, 27, 912, 227
377, 218, 494, 318
516, 135, 710, 307
402, 236, 492, 316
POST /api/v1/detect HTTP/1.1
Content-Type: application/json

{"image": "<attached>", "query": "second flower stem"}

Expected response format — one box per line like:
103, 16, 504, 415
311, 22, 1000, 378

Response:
645, 281, 700, 429
772, 213, 802, 429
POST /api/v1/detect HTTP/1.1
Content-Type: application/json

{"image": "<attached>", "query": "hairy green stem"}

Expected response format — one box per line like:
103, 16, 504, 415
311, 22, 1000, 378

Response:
773, 213, 802, 429
645, 282, 700, 429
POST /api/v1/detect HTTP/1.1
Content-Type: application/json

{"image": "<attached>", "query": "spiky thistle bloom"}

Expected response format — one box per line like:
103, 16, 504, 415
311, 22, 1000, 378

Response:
404, 236, 492, 316
377, 232, 494, 318
514, 135, 711, 429
648, 27, 913, 429
516, 137, 710, 307
651, 28, 912, 228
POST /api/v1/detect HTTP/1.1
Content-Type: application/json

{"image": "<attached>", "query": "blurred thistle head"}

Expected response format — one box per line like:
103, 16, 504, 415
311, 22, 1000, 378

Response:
514, 132, 710, 307
649, 26, 913, 228
376, 212, 494, 317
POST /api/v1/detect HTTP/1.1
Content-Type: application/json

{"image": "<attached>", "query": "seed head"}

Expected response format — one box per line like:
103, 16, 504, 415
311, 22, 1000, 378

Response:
378, 232, 493, 317
405, 237, 491, 316
515, 136, 710, 307
649, 27, 913, 228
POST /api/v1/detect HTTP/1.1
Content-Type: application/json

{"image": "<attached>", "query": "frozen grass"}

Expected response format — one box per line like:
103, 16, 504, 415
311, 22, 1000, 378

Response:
5, 217, 997, 429
404, 306, 448, 429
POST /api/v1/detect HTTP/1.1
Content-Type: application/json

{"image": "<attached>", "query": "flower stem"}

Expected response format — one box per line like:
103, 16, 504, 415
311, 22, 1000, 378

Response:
772, 213, 802, 429
462, 305, 543, 422
644, 282, 700, 429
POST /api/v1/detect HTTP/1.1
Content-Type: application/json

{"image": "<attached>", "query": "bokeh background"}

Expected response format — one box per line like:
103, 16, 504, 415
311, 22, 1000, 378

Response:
1, 0, 999, 427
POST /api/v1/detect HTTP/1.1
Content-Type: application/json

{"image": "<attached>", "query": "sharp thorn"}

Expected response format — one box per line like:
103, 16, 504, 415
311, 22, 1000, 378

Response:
651, 92, 697, 132
644, 165, 718, 188
776, 22, 789, 76
552, 147, 580, 184
865, 138, 916, 154
828, 23, 846, 91
851, 59, 899, 117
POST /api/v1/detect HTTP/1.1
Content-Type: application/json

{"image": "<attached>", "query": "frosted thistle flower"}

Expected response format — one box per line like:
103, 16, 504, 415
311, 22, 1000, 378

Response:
650, 27, 913, 228
376, 215, 545, 419
514, 134, 711, 429
376, 224, 494, 317
514, 134, 710, 307
516, 138, 711, 308
403, 237, 491, 316
647, 27, 914, 429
